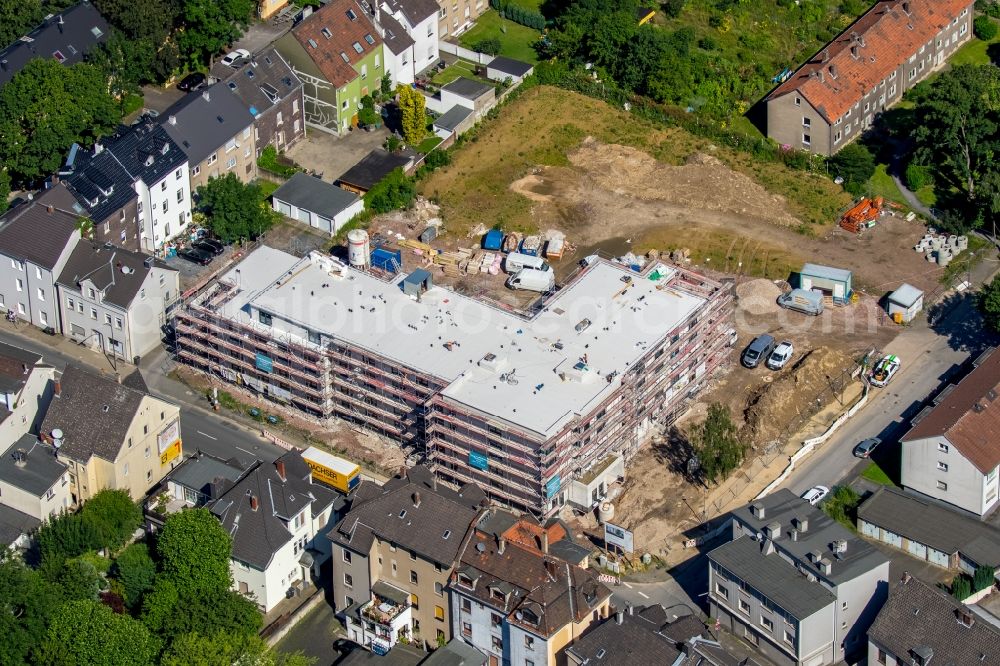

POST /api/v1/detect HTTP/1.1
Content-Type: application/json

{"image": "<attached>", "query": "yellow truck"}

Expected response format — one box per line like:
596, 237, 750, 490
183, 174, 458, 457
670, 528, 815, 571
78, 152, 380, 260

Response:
301, 446, 361, 494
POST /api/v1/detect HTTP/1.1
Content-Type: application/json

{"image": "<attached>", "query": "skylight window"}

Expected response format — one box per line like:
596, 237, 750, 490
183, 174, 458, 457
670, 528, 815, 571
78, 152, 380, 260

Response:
264, 55, 272, 65
246, 69, 255, 78
321, 27, 332, 39
308, 38, 318, 48
352, 41, 363, 54
346, 8, 358, 20
90, 26, 103, 38
364, 34, 375, 45
340, 51, 350, 62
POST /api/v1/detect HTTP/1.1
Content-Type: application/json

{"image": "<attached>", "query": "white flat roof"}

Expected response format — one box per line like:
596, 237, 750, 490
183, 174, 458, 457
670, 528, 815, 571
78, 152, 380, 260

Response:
209, 246, 707, 438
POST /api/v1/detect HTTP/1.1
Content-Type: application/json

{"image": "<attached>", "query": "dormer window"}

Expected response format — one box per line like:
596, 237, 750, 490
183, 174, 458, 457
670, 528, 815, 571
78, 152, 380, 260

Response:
489, 586, 504, 601
521, 609, 538, 625
321, 27, 332, 39
457, 573, 474, 588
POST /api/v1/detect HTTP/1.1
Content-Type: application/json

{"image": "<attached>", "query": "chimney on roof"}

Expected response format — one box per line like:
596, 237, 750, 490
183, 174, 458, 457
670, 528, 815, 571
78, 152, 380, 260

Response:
615, 610, 624, 625
202, 90, 210, 102
46, 205, 54, 214
412, 491, 421, 508
902, 571, 912, 584
750, 502, 765, 520
249, 492, 259, 511
13, 449, 27, 467
399, 466, 407, 479
902, 0, 911, 15
275, 459, 286, 481
541, 531, 549, 554
431, 474, 437, 491
57, 15, 64, 32
794, 516, 809, 532
851, 45, 860, 59
94, 143, 103, 155
168, 115, 177, 125
498, 537, 506, 554
821, 48, 830, 63
957, 608, 976, 628
829, 64, 838, 79
544, 558, 558, 577
53, 378, 61, 397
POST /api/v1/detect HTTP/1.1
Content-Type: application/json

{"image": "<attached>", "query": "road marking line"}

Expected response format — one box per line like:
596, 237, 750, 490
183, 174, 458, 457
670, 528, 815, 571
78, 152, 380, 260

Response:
196, 431, 218, 440
622, 582, 633, 589
637, 591, 650, 599
236, 446, 256, 455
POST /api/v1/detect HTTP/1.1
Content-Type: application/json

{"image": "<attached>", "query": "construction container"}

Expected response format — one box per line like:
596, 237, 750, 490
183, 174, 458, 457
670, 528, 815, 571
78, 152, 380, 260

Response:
482, 229, 503, 251
545, 238, 565, 259
798, 263, 852, 305
520, 235, 542, 256
348, 229, 370, 268
887, 283, 923, 323
371, 248, 402, 273
301, 446, 360, 493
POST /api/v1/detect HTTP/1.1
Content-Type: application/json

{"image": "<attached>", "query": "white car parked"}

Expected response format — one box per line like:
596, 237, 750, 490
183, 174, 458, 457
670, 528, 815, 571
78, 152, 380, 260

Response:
220, 48, 250, 67
766, 340, 794, 370
801, 485, 830, 506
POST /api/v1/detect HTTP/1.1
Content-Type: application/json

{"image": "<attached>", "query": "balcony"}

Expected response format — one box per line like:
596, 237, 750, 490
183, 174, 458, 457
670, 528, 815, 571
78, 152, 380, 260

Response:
346, 581, 413, 654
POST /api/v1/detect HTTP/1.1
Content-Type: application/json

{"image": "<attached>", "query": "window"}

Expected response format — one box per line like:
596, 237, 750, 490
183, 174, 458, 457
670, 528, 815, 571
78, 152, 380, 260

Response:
938, 461, 949, 472
105, 314, 112, 325
834, 131, 842, 143
104, 221, 110, 234
39, 311, 47, 325
34, 266, 41, 280
143, 425, 148, 435
360, 65, 366, 80
207, 153, 218, 166
36, 288, 44, 301
738, 597, 750, 614
877, 648, 887, 665
145, 446, 150, 458
321, 27, 332, 38
437, 629, 445, 643
525, 636, 534, 649
461, 598, 471, 612
343, 550, 352, 563
15, 278, 22, 292
989, 467, 998, 482
938, 442, 949, 453
845, 108, 852, 118
938, 480, 948, 490
123, 463, 129, 476
784, 629, 794, 645
428, 24, 433, 36
193, 165, 201, 176
491, 613, 502, 627
411, 594, 419, 610
462, 621, 472, 637
410, 570, 418, 584
226, 157, 237, 169
802, 116, 810, 127
161, 181, 167, 192
435, 581, 443, 596
715, 582, 728, 599
352, 41, 363, 53
760, 615, 774, 631
435, 606, 444, 621
259, 311, 272, 325
802, 134, 810, 146
16, 303, 24, 315
140, 289, 145, 300
439, 7, 446, 16
293, 99, 299, 114
375, 54, 380, 68
344, 573, 353, 587
90, 308, 97, 319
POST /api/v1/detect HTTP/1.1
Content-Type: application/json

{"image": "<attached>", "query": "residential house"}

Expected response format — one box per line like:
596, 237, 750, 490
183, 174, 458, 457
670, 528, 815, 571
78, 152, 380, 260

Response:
436, 0, 487, 39
0, 435, 70, 520
449, 518, 612, 666
336, 149, 413, 194
765, 0, 974, 155
217, 47, 306, 156
901, 347, 1000, 517
0, 0, 109, 87
56, 241, 179, 362
148, 450, 339, 612
0, 504, 41, 550
0, 188, 81, 330
276, 0, 386, 134
708, 489, 890, 666
373, 0, 439, 84
40, 364, 182, 505
160, 86, 258, 191
858, 485, 1000, 573
272, 172, 364, 234
566, 605, 762, 666
0, 342, 56, 452
64, 120, 192, 252
329, 466, 487, 651
867, 574, 1000, 666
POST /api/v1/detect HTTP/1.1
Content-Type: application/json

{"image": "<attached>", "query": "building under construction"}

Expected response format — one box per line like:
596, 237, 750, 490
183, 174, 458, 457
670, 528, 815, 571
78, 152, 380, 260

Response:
175, 246, 734, 517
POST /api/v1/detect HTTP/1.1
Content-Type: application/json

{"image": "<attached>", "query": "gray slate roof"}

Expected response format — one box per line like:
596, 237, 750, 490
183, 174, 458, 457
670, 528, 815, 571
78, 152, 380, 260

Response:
219, 48, 302, 119
709, 536, 837, 619
168, 451, 248, 504
433, 105, 473, 133
858, 486, 1000, 568
733, 488, 887, 586
330, 465, 483, 565
0, 435, 66, 496
868, 575, 1000, 666
40, 364, 154, 463
487, 56, 533, 77
0, 503, 40, 546
378, 11, 415, 55
565, 607, 685, 666
61, 142, 139, 224
442, 77, 494, 100
0, 189, 80, 269
337, 150, 412, 191
56, 241, 172, 309
383, 0, 440, 27
0, 1, 109, 88
337, 642, 425, 666
160, 85, 254, 165
273, 172, 361, 220
419, 639, 486, 666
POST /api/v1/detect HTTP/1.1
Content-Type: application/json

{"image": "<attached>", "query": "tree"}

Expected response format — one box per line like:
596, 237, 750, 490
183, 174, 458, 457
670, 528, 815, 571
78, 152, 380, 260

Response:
57, 557, 103, 601
0, 0, 45, 49
979, 277, 1000, 334
113, 543, 157, 609
162, 631, 314, 666
975, 15, 999, 41
828, 143, 875, 196
195, 174, 280, 242
34, 511, 101, 575
0, 548, 64, 665
157, 508, 234, 595
974, 564, 996, 592
80, 488, 142, 553
364, 168, 415, 213
396, 85, 426, 145
692, 403, 745, 484
471, 37, 502, 55
821, 485, 861, 529
380, 72, 393, 97
38, 600, 159, 666
177, 0, 254, 67
0, 59, 119, 183
952, 574, 973, 600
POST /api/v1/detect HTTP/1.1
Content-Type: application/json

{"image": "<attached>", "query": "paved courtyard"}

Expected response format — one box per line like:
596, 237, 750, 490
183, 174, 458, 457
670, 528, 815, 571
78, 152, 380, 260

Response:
286, 125, 390, 183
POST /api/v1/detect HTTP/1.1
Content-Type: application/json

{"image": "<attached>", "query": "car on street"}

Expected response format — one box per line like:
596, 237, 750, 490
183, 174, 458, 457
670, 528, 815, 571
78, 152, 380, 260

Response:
868, 354, 901, 387
742, 334, 776, 369
221, 49, 250, 67
766, 340, 794, 370
178, 247, 214, 266
193, 239, 224, 256
853, 437, 882, 458
178, 72, 207, 92
801, 485, 830, 506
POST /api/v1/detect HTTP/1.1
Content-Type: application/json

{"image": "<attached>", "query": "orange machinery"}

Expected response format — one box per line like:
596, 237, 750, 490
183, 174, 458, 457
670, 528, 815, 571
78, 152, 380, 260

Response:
839, 197, 884, 233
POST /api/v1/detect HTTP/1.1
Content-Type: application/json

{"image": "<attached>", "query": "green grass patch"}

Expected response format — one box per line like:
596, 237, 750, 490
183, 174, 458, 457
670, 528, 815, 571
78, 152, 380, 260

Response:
431, 60, 479, 86
861, 462, 894, 486
914, 184, 937, 207
417, 136, 443, 153
948, 35, 997, 67
121, 93, 144, 117
257, 179, 280, 198
458, 10, 541, 63
257, 145, 302, 178
867, 164, 907, 205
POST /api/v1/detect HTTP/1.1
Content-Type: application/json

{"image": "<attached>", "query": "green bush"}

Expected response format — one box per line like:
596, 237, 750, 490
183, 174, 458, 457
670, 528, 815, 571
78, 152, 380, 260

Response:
822, 486, 862, 530
698, 36, 718, 51
974, 564, 996, 592
975, 15, 998, 41
952, 574, 972, 600
663, 0, 685, 18
364, 168, 416, 214
828, 143, 875, 193
489, 0, 546, 29
256, 145, 301, 178
905, 162, 931, 191
358, 106, 379, 127
472, 37, 502, 55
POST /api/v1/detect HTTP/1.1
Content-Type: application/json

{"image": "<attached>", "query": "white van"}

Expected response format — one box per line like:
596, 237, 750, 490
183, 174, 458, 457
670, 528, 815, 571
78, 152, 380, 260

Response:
507, 267, 555, 292
504, 252, 550, 274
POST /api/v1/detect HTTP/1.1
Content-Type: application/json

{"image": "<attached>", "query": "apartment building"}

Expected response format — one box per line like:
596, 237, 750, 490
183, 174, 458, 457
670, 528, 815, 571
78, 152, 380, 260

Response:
0, 435, 71, 521
901, 347, 1000, 517
40, 364, 182, 505
160, 86, 257, 191
148, 450, 339, 612
218, 47, 306, 155
867, 574, 1000, 666
765, 0, 974, 155
330, 466, 486, 651
708, 490, 889, 666
60, 144, 143, 251
175, 247, 733, 517
0, 189, 81, 331
376, 0, 439, 84
0, 342, 56, 452
56, 241, 179, 362
449, 520, 612, 666
276, 0, 386, 134
437, 0, 487, 39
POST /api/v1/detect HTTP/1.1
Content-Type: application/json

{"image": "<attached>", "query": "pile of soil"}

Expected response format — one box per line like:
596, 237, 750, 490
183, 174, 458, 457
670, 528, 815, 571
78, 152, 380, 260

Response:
740, 346, 855, 447
735, 279, 782, 316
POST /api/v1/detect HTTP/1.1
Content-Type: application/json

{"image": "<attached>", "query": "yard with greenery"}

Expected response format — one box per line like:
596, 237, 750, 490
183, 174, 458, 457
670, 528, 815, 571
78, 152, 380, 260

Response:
861, 462, 895, 486
431, 59, 479, 86
458, 11, 542, 63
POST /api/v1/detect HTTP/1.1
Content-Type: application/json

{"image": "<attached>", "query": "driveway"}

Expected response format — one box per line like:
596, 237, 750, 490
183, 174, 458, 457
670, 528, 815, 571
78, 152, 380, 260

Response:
286, 126, 390, 183
275, 595, 344, 666
141, 85, 185, 114
233, 21, 291, 56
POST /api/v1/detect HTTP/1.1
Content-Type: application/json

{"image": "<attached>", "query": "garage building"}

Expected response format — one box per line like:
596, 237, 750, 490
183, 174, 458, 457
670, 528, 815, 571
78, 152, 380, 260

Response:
799, 263, 853, 305
887, 283, 924, 323
271, 172, 364, 235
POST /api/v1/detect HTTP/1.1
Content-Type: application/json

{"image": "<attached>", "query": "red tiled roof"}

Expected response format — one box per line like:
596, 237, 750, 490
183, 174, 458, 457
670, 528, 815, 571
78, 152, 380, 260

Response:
292, 0, 383, 88
903, 349, 1000, 474
768, 0, 972, 122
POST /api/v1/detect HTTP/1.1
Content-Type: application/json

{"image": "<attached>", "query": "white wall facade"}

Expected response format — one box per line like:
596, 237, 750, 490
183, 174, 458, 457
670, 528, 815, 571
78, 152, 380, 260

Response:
0, 366, 56, 454
0, 238, 79, 330
232, 503, 315, 612
386, 45, 416, 86
136, 164, 192, 252
272, 197, 365, 236
0, 468, 71, 520
902, 435, 998, 516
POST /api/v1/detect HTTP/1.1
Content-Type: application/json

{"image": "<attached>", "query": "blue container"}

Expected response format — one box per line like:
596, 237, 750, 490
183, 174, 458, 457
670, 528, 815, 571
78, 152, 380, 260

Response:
371, 248, 402, 273
482, 229, 503, 251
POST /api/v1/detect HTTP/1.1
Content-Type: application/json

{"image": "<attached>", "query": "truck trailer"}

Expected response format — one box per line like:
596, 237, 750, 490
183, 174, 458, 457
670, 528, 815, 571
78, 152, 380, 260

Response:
301, 446, 361, 493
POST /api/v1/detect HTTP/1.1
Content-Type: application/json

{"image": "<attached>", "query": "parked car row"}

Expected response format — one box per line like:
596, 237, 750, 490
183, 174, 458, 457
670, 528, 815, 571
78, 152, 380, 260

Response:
741, 334, 795, 371
178, 237, 225, 266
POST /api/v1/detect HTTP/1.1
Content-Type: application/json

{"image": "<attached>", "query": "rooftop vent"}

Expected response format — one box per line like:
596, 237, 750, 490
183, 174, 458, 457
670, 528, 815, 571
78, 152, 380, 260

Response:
832, 539, 848, 558
475, 542, 486, 553
750, 502, 766, 520
819, 558, 832, 575
763, 521, 781, 540
956, 608, 976, 628
910, 645, 932, 666
478, 352, 507, 373
793, 516, 809, 532
13, 449, 27, 467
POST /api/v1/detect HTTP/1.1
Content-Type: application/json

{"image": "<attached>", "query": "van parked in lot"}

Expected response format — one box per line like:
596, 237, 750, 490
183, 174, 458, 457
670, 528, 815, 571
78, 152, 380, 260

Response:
742, 334, 776, 368
507, 267, 555, 292
504, 252, 550, 274
778, 288, 824, 316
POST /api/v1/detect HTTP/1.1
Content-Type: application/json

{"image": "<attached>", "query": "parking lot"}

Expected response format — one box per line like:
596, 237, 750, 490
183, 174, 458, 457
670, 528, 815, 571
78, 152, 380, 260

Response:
286, 125, 390, 183
167, 242, 244, 293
